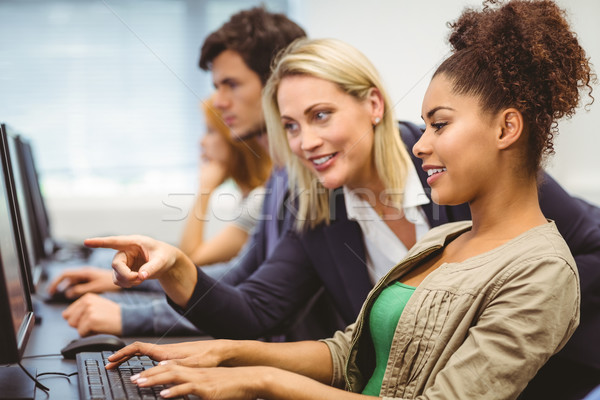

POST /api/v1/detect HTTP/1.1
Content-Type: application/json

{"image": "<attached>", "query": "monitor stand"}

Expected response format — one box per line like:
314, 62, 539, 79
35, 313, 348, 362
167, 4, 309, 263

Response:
0, 366, 36, 400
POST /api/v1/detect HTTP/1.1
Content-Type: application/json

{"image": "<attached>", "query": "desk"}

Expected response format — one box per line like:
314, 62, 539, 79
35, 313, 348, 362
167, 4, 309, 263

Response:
21, 294, 208, 399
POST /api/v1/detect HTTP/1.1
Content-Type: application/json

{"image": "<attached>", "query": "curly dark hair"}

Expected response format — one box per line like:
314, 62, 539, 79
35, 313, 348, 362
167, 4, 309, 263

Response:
434, 0, 596, 174
199, 7, 306, 85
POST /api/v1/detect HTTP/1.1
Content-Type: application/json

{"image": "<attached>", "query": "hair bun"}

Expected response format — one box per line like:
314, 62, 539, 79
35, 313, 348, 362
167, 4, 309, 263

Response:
439, 0, 595, 172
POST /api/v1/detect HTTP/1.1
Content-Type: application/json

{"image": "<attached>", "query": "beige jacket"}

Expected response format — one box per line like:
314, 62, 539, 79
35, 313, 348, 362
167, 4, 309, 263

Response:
323, 221, 580, 400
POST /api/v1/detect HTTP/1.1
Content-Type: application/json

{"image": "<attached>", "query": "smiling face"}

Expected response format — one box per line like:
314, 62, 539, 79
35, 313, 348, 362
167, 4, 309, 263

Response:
277, 75, 382, 190
414, 74, 501, 205
211, 50, 265, 139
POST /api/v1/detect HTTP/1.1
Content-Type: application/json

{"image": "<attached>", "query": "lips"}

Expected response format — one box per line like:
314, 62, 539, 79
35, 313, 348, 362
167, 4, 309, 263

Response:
424, 166, 447, 185
309, 152, 338, 171
223, 116, 235, 126
312, 154, 335, 165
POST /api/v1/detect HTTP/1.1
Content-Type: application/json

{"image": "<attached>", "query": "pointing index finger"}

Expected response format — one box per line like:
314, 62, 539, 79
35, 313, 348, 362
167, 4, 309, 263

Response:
84, 236, 138, 251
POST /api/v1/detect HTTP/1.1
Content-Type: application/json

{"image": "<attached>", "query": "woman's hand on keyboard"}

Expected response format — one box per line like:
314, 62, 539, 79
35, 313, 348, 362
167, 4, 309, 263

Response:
132, 364, 269, 399
84, 235, 198, 307
105, 339, 230, 370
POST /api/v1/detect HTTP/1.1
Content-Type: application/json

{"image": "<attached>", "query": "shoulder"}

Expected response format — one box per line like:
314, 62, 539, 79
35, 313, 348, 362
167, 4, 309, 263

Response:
241, 186, 266, 209
408, 221, 473, 255
476, 222, 579, 296
508, 222, 576, 270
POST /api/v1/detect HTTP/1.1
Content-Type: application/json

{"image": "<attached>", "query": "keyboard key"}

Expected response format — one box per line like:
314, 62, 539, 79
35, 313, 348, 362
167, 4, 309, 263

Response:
77, 351, 171, 400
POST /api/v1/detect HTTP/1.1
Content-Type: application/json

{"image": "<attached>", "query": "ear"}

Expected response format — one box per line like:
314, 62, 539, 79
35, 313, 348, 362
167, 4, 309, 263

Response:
497, 108, 524, 150
365, 87, 385, 125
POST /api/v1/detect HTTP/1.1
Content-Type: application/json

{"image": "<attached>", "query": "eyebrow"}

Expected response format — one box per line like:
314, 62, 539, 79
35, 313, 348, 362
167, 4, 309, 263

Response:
422, 106, 455, 120
280, 103, 332, 120
213, 77, 237, 88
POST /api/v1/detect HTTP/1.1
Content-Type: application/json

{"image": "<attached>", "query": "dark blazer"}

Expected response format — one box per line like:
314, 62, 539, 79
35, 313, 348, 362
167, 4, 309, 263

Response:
175, 121, 600, 396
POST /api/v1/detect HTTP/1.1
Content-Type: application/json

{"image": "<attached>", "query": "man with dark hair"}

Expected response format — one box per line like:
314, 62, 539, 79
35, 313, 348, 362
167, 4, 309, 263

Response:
200, 7, 306, 141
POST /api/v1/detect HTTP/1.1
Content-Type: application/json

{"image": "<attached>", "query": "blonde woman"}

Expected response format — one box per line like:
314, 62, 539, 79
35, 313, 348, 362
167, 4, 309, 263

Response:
85, 39, 438, 338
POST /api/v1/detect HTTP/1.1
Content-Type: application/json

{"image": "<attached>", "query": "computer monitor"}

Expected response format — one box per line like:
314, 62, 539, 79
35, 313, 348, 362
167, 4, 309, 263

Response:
1, 125, 40, 290
0, 124, 37, 398
12, 132, 54, 261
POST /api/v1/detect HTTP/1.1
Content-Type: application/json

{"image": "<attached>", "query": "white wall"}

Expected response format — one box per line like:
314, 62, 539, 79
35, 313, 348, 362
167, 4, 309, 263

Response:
49, 0, 600, 244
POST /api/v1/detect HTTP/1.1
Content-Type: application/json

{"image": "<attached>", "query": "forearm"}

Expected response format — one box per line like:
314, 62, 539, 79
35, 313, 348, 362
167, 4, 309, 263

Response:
221, 340, 334, 384
256, 367, 375, 400
173, 264, 321, 339
179, 192, 212, 256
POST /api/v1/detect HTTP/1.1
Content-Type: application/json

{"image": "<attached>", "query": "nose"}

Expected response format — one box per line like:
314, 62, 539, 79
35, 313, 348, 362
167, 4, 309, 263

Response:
412, 127, 432, 160
300, 126, 323, 152
212, 88, 230, 111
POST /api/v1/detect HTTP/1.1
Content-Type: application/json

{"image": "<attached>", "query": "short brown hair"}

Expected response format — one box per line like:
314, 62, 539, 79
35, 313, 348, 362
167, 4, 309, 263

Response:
199, 7, 306, 84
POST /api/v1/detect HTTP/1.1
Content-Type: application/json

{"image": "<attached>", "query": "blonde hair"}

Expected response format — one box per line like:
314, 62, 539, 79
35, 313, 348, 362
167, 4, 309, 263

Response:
202, 99, 272, 191
263, 38, 412, 230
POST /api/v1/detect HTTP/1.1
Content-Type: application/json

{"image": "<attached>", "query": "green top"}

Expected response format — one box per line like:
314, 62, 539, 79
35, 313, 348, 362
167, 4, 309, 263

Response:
362, 281, 416, 396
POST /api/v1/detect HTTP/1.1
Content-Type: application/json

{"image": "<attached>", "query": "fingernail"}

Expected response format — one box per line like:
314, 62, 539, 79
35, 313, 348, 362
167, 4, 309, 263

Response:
140, 271, 149, 280
160, 389, 170, 397
131, 374, 140, 382
136, 377, 147, 384
159, 360, 168, 365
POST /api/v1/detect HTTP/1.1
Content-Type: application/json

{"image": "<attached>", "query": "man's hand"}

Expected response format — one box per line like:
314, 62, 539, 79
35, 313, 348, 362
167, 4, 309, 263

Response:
47, 267, 119, 300
62, 293, 122, 336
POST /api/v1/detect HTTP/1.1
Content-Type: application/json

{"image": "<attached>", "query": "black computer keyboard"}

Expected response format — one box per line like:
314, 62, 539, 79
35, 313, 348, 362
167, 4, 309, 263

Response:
76, 351, 184, 400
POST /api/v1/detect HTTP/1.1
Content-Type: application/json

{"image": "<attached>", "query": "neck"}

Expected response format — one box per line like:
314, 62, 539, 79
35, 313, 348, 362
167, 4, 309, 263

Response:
255, 131, 269, 151
467, 176, 546, 240
348, 176, 399, 215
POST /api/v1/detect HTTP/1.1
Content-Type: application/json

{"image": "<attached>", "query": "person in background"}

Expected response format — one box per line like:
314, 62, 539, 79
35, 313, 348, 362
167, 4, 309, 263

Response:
46, 7, 307, 338
93, 1, 592, 393
179, 96, 271, 266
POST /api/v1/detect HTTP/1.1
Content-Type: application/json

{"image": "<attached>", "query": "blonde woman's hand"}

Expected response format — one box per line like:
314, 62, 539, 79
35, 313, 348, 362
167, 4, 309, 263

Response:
84, 235, 179, 287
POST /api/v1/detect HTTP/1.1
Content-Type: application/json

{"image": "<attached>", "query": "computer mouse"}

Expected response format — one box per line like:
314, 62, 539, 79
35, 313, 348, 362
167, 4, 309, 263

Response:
61, 334, 126, 359
42, 279, 75, 304
41, 289, 73, 304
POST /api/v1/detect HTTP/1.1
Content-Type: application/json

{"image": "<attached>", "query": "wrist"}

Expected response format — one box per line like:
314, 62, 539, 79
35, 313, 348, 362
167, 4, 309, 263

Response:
160, 249, 198, 306
255, 366, 287, 399
216, 339, 248, 367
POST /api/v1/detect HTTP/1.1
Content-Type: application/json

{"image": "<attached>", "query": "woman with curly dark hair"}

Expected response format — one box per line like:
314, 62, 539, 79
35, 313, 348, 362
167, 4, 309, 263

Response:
97, 1, 594, 398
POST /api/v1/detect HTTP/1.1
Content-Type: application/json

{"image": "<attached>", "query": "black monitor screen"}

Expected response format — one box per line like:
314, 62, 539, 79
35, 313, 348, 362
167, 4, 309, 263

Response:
0, 124, 34, 364
5, 130, 39, 289
15, 135, 53, 260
